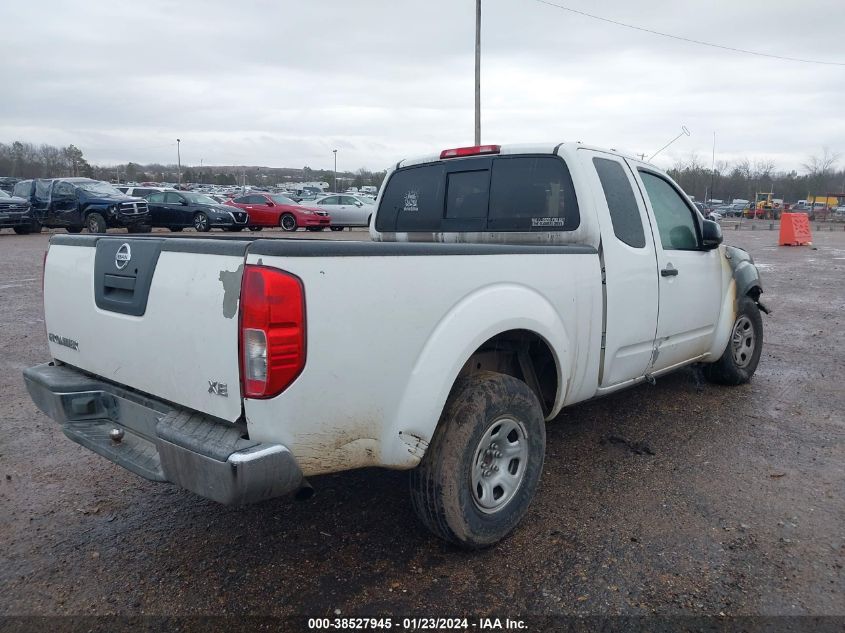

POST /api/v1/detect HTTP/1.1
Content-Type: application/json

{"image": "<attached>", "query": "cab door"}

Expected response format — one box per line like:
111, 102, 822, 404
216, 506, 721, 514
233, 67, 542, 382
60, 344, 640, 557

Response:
577, 149, 659, 388
631, 165, 723, 371
50, 181, 79, 226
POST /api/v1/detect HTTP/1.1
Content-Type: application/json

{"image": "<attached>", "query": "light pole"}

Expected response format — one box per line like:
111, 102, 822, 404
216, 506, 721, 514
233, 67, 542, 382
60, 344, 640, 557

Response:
475, 0, 481, 145
333, 149, 338, 192
176, 138, 182, 187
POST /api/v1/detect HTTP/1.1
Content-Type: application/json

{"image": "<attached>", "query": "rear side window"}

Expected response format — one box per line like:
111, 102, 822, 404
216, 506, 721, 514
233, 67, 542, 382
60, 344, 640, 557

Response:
593, 157, 645, 248
488, 156, 579, 231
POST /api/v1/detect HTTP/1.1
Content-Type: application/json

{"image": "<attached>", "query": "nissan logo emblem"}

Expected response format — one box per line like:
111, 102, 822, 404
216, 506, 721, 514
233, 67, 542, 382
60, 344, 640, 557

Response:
115, 243, 132, 270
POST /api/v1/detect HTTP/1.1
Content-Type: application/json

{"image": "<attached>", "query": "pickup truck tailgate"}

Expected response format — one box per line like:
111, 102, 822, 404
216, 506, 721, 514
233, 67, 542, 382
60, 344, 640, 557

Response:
43, 236, 247, 422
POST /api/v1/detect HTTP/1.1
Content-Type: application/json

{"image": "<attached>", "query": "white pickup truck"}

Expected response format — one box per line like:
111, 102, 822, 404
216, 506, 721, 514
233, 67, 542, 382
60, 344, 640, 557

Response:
24, 143, 766, 548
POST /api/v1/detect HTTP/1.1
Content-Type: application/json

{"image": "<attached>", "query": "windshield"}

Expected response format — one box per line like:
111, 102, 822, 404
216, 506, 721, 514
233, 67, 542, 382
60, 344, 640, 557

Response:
183, 193, 218, 205
271, 194, 296, 205
77, 181, 122, 195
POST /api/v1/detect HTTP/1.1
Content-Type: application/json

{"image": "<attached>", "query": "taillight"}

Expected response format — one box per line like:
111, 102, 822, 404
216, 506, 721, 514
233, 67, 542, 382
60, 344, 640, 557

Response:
440, 144, 501, 159
239, 265, 306, 399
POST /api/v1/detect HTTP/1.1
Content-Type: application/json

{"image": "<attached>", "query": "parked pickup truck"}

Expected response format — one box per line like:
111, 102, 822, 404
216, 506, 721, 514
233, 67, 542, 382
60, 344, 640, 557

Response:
24, 143, 766, 548
0, 189, 37, 234
13, 177, 150, 233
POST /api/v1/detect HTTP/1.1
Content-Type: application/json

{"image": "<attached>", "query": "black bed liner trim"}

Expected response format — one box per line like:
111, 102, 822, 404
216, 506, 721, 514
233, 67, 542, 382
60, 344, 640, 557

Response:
50, 234, 597, 257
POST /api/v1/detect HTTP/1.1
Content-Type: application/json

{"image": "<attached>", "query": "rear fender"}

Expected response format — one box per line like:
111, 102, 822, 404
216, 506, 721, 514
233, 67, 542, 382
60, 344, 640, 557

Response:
381, 283, 572, 468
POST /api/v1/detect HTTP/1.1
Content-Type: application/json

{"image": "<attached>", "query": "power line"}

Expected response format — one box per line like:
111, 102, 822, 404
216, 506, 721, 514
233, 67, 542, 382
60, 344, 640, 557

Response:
532, 0, 845, 67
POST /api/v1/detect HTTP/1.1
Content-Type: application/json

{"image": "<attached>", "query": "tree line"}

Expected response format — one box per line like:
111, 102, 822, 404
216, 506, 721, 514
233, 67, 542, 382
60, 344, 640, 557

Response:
3, 139, 841, 202
667, 147, 843, 203
0, 140, 387, 190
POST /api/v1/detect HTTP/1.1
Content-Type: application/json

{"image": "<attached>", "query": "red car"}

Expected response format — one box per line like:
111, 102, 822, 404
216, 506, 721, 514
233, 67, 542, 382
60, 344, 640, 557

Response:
226, 192, 331, 231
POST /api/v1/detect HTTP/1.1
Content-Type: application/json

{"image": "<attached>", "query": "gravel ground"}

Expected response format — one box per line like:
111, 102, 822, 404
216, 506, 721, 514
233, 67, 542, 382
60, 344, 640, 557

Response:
0, 225, 843, 622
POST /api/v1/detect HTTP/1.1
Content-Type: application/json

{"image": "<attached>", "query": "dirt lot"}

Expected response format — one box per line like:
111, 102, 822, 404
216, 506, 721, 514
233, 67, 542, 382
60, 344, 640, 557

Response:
1, 226, 843, 623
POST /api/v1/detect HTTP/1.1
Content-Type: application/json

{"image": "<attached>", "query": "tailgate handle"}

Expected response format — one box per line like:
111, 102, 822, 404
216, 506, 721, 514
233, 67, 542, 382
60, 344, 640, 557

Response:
104, 274, 136, 291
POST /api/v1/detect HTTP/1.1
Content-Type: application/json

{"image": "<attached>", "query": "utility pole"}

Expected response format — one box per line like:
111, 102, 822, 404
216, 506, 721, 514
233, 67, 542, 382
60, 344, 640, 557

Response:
474, 0, 481, 145
333, 149, 338, 192
176, 138, 182, 187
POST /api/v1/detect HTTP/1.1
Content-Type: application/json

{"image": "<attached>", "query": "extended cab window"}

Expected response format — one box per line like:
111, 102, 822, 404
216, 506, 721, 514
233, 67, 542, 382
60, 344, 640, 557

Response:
639, 171, 699, 250
593, 157, 645, 248
488, 156, 579, 231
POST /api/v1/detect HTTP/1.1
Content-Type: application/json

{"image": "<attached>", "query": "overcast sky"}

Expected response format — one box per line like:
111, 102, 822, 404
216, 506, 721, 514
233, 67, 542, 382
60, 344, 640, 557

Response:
1, 0, 843, 173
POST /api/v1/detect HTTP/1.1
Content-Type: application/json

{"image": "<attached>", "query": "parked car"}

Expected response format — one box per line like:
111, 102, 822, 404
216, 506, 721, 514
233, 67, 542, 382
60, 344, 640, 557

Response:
0, 176, 21, 194
24, 141, 766, 548
0, 189, 37, 234
12, 178, 149, 233
117, 186, 171, 198
226, 193, 330, 231
707, 211, 723, 222
834, 206, 845, 218
145, 191, 249, 232
312, 194, 373, 230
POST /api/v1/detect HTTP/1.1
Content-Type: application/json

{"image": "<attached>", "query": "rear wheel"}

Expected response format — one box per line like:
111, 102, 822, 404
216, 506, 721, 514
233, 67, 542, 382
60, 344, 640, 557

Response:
280, 213, 297, 232
193, 212, 210, 232
249, 226, 263, 232
86, 213, 107, 234
704, 295, 763, 385
67, 226, 83, 234
330, 226, 344, 232
409, 371, 546, 549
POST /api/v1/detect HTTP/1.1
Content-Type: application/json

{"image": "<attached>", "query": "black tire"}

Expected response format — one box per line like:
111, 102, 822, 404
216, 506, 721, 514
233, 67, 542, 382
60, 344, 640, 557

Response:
129, 224, 152, 233
13, 226, 31, 235
249, 226, 263, 232
67, 226, 83, 234
193, 212, 210, 232
330, 226, 344, 232
226, 227, 244, 232
280, 213, 297, 232
306, 226, 324, 232
704, 295, 763, 385
170, 226, 183, 232
86, 212, 107, 234
409, 371, 546, 549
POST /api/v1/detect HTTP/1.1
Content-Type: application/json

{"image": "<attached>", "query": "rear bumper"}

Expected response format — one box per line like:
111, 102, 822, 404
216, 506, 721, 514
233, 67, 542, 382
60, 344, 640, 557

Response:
23, 362, 304, 505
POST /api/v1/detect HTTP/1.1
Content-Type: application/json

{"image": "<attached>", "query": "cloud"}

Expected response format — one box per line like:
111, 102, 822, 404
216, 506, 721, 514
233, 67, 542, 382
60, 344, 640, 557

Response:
0, 0, 842, 172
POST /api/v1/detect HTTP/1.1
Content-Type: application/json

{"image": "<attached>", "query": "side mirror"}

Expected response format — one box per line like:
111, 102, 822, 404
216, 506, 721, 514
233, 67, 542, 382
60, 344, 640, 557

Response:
266, 201, 274, 207
701, 219, 722, 249
355, 201, 363, 207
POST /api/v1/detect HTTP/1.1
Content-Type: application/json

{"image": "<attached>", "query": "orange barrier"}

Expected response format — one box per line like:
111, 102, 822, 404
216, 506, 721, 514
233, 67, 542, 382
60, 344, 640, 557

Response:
778, 212, 812, 246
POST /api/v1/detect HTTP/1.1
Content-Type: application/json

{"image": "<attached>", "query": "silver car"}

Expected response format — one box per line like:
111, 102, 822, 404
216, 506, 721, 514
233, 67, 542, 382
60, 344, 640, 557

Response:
313, 194, 374, 230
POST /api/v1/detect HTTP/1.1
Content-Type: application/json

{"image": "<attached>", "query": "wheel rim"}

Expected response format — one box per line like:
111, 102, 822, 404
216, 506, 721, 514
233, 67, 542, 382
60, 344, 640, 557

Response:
731, 314, 756, 368
471, 416, 529, 514
87, 217, 100, 232
282, 215, 296, 231
194, 214, 207, 230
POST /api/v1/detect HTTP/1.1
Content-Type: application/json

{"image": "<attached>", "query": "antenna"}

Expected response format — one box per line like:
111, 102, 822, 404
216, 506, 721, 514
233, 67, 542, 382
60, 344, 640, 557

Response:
648, 126, 691, 162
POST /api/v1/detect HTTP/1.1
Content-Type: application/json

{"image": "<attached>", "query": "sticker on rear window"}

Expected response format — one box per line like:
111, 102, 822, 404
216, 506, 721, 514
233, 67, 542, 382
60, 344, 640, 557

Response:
531, 217, 566, 228
403, 190, 419, 213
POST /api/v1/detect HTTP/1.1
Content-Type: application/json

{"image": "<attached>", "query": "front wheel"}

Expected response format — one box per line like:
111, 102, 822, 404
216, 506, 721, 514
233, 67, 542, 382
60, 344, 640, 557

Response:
409, 371, 546, 549
86, 213, 107, 234
248, 226, 263, 232
280, 213, 297, 232
193, 212, 210, 232
67, 226, 83, 234
704, 295, 763, 385
129, 224, 152, 233
330, 226, 344, 232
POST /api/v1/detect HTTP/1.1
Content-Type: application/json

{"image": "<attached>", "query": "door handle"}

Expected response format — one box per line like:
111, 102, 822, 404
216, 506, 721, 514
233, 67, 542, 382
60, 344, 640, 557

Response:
661, 267, 679, 277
